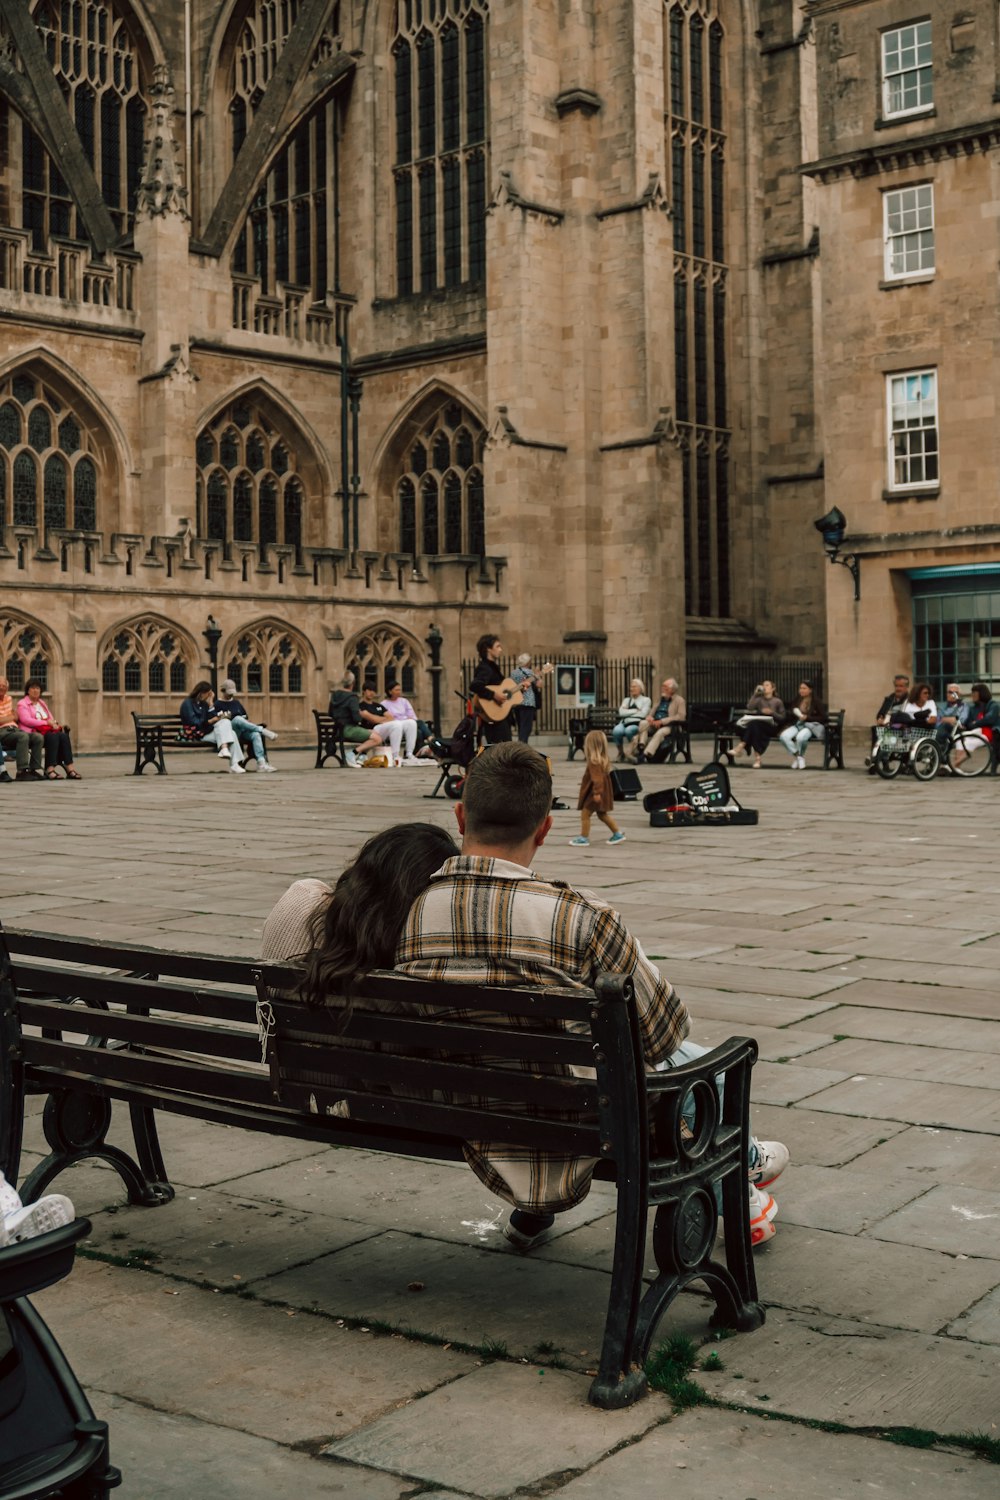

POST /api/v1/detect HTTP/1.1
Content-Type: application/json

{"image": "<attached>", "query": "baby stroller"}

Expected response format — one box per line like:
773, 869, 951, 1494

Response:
0, 1219, 121, 1498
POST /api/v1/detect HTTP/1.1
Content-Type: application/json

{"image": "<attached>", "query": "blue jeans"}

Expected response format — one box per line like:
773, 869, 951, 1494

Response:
231, 716, 266, 764
611, 722, 640, 753
779, 723, 822, 757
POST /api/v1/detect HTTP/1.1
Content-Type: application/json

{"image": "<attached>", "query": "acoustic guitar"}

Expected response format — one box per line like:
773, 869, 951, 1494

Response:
474, 662, 553, 723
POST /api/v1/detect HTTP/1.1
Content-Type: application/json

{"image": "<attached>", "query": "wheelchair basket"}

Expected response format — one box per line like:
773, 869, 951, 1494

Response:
876, 724, 936, 754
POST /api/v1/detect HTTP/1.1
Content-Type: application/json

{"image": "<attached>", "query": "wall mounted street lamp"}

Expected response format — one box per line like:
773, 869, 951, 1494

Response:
203, 615, 223, 691
813, 507, 861, 602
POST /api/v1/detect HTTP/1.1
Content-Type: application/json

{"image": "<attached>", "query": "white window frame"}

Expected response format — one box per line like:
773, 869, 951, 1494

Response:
887, 370, 939, 492
883, 183, 935, 280
881, 21, 933, 119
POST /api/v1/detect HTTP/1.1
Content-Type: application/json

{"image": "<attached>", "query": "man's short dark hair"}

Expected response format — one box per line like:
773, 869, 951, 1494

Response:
462, 742, 552, 846
476, 633, 500, 660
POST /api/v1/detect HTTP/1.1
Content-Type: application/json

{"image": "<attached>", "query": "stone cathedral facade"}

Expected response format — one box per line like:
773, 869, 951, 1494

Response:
1, 0, 998, 745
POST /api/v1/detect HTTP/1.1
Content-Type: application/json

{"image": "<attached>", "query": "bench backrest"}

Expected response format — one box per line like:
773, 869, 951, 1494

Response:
131, 712, 183, 728
1, 929, 645, 1164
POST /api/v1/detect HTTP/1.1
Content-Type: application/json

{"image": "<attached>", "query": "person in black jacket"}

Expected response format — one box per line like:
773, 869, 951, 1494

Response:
217, 680, 278, 772
179, 683, 246, 773
469, 634, 513, 744
866, 673, 910, 773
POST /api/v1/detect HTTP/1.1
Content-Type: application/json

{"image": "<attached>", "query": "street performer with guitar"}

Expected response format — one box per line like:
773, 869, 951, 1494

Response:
470, 634, 515, 744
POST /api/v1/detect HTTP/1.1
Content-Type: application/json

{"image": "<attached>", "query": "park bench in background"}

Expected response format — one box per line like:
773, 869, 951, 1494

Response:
312, 709, 348, 768
714, 708, 846, 769
0, 925, 765, 1412
567, 705, 693, 765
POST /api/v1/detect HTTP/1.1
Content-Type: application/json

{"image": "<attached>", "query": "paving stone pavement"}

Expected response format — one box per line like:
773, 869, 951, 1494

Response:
5, 746, 1000, 1497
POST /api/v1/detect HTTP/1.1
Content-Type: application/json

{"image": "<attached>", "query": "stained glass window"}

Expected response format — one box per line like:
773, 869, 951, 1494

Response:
393, 0, 489, 295
196, 401, 310, 552
0, 370, 102, 533
396, 397, 486, 556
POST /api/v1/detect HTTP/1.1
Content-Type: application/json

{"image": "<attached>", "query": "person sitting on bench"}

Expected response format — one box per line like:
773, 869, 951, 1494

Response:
395, 743, 788, 1251
636, 678, 686, 764
179, 682, 247, 773
217, 679, 278, 772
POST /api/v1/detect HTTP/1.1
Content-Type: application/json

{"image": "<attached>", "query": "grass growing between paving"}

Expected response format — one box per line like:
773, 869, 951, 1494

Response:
644, 1335, 1000, 1464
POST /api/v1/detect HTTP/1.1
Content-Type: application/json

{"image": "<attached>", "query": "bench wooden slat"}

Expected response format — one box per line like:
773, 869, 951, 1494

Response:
283, 1011, 595, 1066
271, 975, 602, 1025
8, 931, 260, 987
14, 967, 257, 1025
17, 1000, 262, 1063
277, 1038, 599, 1109
21, 1039, 603, 1153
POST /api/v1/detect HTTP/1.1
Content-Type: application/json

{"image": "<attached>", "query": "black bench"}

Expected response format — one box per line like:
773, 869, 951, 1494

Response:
131, 711, 243, 776
0, 925, 764, 1412
0, 1217, 121, 1497
714, 709, 846, 769
568, 706, 694, 766
313, 710, 348, 768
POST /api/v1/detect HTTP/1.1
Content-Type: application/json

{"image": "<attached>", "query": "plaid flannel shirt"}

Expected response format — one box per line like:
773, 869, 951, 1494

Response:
395, 855, 690, 1214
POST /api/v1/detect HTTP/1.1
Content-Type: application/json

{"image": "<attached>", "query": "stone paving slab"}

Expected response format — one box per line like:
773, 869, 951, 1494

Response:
259, 1230, 650, 1364
786, 1005, 1000, 1052
805, 1075, 1000, 1133
216, 1149, 613, 1248
83, 1188, 384, 1287
744, 1060, 852, 1105
825, 977, 999, 1020
795, 1036, 1000, 1089
758, 1224, 999, 1331
95, 1393, 410, 1500
867, 1185, 1000, 1260
744, 1104, 909, 1167
853, 1126, 1000, 1192
324, 1362, 667, 1499
37, 1258, 478, 1447
552, 1406, 999, 1500
708, 1306, 1000, 1435
768, 1163, 928, 1235
946, 1286, 1000, 1342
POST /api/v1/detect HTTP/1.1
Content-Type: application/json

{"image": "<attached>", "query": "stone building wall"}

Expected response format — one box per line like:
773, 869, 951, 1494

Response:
3, 0, 905, 754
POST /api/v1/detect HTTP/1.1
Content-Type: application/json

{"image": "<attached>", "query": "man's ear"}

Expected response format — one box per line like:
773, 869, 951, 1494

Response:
533, 814, 553, 848
455, 803, 466, 836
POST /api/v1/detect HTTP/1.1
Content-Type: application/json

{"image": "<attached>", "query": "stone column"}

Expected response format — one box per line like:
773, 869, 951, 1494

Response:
132, 66, 198, 542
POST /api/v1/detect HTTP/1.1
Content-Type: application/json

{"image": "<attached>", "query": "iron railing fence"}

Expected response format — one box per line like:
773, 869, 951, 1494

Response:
459, 653, 655, 736
683, 658, 825, 711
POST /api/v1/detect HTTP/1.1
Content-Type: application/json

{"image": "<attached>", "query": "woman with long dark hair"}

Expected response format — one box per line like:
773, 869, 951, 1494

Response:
261, 822, 459, 1024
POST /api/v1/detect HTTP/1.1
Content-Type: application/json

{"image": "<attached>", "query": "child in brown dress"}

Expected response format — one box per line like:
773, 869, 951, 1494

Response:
570, 730, 626, 846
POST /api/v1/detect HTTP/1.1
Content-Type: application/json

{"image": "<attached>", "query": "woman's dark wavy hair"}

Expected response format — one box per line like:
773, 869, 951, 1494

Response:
299, 821, 458, 1022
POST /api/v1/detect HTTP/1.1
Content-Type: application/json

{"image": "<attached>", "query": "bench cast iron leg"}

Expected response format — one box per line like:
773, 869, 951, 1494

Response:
20, 1090, 173, 1208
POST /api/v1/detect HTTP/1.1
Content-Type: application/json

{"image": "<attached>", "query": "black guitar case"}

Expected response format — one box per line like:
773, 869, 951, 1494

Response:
643, 762, 759, 827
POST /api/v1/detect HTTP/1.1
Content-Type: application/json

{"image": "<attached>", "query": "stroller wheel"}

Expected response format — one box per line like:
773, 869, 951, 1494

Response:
445, 773, 465, 800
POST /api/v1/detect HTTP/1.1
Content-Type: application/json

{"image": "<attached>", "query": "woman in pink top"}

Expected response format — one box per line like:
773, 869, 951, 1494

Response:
16, 679, 80, 779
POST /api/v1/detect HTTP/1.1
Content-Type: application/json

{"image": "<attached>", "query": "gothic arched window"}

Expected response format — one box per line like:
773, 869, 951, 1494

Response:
0, 371, 103, 533
195, 399, 309, 552
224, 622, 308, 704
346, 624, 422, 699
100, 619, 193, 697
229, 1, 342, 302
392, 0, 489, 296
395, 399, 486, 557
667, 1, 729, 618
0, 616, 55, 694
25, 0, 148, 246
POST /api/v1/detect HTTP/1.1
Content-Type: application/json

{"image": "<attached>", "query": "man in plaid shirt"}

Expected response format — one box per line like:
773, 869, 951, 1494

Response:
396, 742, 787, 1250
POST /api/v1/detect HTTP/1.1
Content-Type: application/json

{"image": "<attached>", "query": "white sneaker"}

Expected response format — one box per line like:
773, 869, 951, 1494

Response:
0, 1192, 75, 1247
402, 756, 423, 766
344, 751, 358, 766
748, 1183, 778, 1247
261, 728, 278, 741
0, 1171, 22, 1217
217, 745, 230, 758
258, 761, 277, 772
229, 763, 246, 774
749, 1138, 789, 1187
797, 755, 806, 770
